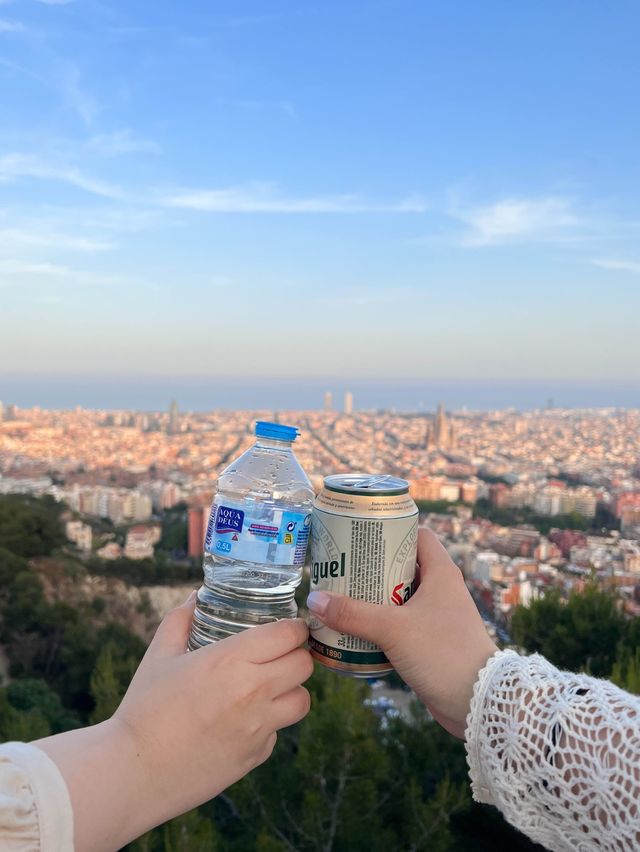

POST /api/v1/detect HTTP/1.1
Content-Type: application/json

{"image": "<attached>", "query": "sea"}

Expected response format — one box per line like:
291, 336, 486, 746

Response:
0, 375, 638, 413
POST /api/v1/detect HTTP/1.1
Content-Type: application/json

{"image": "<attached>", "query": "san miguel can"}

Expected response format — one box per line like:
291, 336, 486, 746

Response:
309, 474, 418, 676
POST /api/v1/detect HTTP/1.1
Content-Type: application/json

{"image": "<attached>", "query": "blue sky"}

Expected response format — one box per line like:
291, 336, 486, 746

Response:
1, 0, 640, 390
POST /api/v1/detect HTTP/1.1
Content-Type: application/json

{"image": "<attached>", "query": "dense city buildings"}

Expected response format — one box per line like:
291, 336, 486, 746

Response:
0, 405, 639, 623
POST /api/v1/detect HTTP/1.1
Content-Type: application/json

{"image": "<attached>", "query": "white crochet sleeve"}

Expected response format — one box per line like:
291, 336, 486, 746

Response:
465, 650, 640, 851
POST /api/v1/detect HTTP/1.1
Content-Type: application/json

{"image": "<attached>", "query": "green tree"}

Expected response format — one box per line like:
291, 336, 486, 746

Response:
223, 668, 392, 851
0, 500, 145, 722
162, 810, 219, 851
0, 547, 31, 590
0, 494, 64, 557
97, 622, 146, 669
611, 647, 640, 694
0, 689, 50, 741
511, 586, 626, 676
128, 810, 218, 852
415, 500, 464, 514
216, 669, 481, 852
472, 499, 592, 535
295, 671, 392, 851
403, 777, 467, 852
160, 508, 188, 555
6, 678, 79, 732
90, 645, 122, 723
87, 555, 199, 586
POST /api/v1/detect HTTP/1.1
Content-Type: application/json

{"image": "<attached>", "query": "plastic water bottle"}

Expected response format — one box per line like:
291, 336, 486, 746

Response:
189, 421, 314, 647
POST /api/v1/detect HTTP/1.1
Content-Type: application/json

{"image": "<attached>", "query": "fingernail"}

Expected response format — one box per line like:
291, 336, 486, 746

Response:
184, 590, 197, 605
307, 591, 330, 616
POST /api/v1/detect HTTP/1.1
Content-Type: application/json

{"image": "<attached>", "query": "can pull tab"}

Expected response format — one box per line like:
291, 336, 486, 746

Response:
348, 475, 393, 490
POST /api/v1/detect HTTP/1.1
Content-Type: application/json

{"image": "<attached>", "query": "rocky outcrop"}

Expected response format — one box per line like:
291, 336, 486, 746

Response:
33, 558, 195, 643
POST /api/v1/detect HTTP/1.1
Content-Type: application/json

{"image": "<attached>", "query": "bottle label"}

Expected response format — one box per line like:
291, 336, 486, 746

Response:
205, 500, 311, 566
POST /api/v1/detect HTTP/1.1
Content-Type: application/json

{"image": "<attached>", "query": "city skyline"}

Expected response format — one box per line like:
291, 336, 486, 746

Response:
2, 2, 640, 382
1, 375, 640, 413
3, 407, 639, 553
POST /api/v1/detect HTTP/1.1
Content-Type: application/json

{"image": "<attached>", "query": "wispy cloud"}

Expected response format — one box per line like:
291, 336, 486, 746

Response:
57, 60, 98, 126
0, 153, 124, 199
0, 226, 114, 253
0, 18, 25, 32
88, 129, 161, 158
591, 258, 640, 274
0, 258, 139, 288
164, 183, 428, 214
34, 0, 76, 5
0, 259, 72, 276
450, 196, 581, 247
0, 55, 97, 126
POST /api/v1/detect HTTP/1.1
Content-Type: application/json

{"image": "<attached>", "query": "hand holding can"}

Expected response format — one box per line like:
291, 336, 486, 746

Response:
308, 474, 418, 677
307, 527, 498, 737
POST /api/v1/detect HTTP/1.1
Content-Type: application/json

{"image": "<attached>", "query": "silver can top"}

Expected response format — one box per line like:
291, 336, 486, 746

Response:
323, 473, 410, 496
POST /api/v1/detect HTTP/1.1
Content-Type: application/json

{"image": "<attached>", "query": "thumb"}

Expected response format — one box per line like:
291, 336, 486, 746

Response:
146, 589, 197, 659
307, 591, 394, 646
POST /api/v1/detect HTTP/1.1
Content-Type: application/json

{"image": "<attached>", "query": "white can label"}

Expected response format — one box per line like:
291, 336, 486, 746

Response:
309, 507, 418, 668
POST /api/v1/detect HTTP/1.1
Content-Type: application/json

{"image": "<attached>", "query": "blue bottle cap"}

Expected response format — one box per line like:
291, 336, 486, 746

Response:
255, 421, 299, 442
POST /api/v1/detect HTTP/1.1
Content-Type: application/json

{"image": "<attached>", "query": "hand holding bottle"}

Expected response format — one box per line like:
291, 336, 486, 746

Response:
37, 594, 313, 852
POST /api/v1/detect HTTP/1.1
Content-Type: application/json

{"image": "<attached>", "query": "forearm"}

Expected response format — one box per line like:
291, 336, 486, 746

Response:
465, 650, 640, 851
35, 718, 167, 852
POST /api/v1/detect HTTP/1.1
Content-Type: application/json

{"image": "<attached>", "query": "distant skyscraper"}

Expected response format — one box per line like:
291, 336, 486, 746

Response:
324, 391, 333, 412
168, 400, 179, 434
344, 391, 353, 415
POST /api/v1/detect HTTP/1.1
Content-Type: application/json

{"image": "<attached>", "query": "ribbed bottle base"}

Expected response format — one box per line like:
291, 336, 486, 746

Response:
188, 582, 298, 649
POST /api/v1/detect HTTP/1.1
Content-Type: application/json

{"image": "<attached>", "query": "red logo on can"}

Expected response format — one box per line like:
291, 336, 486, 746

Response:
392, 578, 417, 606
392, 583, 405, 605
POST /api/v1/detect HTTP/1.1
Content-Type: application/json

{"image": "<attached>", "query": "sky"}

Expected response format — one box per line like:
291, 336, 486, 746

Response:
1, 0, 640, 408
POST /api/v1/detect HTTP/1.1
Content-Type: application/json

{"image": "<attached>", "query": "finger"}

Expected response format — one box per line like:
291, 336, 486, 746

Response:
145, 590, 197, 659
306, 591, 395, 645
261, 647, 314, 697
270, 686, 311, 730
226, 618, 309, 664
415, 527, 457, 583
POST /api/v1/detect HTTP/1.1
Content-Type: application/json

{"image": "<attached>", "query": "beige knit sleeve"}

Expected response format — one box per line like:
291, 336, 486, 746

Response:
0, 742, 74, 851
465, 650, 640, 851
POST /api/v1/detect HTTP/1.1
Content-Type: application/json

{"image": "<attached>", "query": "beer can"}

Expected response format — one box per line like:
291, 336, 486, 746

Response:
309, 473, 418, 676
